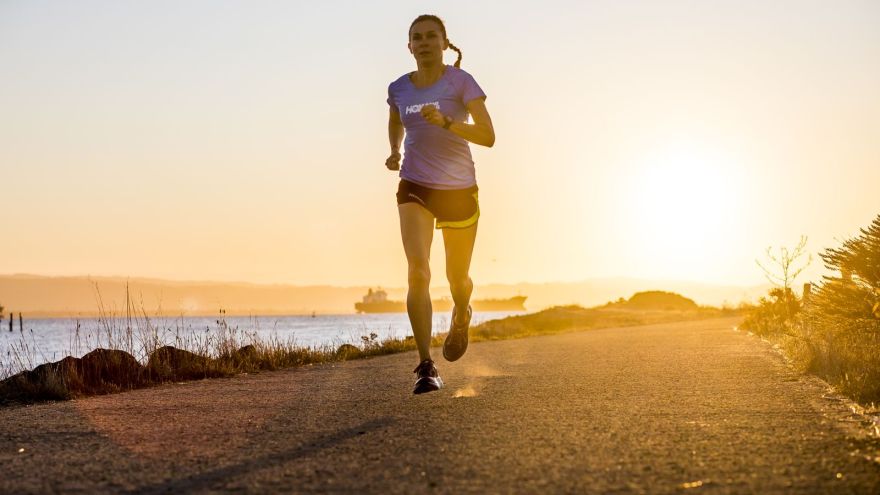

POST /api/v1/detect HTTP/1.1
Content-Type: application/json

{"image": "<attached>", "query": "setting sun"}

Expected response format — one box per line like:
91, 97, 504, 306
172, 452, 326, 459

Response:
612, 142, 746, 280
1, 1, 878, 290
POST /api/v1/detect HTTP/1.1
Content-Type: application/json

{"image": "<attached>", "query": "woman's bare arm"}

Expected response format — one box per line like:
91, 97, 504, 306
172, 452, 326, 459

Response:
420, 98, 495, 148
386, 107, 404, 170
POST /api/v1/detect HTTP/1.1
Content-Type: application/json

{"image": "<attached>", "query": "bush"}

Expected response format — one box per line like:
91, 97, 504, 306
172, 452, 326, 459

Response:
744, 215, 880, 404
740, 287, 801, 337
794, 215, 880, 403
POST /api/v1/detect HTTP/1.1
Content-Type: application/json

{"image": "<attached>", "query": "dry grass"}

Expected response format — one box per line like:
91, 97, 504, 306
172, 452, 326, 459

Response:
739, 285, 880, 406
470, 304, 734, 342
1, 297, 735, 405
782, 308, 880, 406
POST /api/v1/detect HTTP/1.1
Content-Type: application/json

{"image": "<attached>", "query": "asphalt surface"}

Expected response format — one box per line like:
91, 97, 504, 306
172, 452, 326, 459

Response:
2, 317, 879, 494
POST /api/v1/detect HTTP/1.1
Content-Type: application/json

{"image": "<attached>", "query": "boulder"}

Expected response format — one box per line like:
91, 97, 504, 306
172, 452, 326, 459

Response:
79, 348, 144, 390
0, 349, 143, 403
0, 356, 81, 403
230, 344, 259, 366
146, 346, 222, 380
335, 343, 361, 359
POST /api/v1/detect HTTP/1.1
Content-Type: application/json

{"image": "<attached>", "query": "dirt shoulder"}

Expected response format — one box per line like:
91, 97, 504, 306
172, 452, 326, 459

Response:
1, 317, 878, 494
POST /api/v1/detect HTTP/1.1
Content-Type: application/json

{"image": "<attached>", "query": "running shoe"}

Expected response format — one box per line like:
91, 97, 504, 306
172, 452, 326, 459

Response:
413, 359, 443, 394
443, 304, 472, 362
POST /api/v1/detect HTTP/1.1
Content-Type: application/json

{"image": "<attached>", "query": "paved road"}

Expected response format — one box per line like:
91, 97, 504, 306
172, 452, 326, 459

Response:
2, 317, 879, 494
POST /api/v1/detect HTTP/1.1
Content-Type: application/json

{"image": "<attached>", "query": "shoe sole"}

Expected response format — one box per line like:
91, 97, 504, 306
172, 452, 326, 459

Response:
442, 331, 468, 362
443, 306, 471, 362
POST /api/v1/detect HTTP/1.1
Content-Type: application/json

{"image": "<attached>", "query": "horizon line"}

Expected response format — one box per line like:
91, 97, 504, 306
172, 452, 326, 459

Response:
0, 272, 771, 289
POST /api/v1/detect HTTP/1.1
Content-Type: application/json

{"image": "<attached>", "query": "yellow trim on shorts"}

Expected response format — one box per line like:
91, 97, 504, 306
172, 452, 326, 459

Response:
435, 191, 480, 230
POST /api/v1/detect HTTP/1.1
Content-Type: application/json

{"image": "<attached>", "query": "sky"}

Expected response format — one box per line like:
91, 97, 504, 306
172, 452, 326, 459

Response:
1, 0, 878, 289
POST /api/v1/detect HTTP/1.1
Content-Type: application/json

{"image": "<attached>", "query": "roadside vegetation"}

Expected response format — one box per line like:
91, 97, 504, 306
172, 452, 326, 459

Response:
0, 290, 736, 405
740, 215, 880, 406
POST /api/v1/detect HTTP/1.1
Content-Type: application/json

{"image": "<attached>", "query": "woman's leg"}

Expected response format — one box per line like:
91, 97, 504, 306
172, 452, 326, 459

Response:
442, 221, 478, 325
398, 203, 436, 361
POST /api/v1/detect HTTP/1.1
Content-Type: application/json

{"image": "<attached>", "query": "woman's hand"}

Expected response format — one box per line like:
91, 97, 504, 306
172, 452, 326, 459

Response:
385, 150, 401, 171
420, 104, 446, 127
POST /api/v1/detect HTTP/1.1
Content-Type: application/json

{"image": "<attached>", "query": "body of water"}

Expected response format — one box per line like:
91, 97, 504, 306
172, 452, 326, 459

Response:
0, 310, 525, 371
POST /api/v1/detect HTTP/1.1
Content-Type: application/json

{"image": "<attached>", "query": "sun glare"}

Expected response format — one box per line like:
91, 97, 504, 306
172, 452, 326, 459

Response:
613, 143, 746, 280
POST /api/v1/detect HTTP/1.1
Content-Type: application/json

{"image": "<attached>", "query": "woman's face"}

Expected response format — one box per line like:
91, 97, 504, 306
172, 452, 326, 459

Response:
408, 20, 447, 65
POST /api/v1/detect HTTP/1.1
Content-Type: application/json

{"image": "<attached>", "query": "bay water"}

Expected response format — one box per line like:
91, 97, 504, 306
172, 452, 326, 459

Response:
0, 310, 525, 372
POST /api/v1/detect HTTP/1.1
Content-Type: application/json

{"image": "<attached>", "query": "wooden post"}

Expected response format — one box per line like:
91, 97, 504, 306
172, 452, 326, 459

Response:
19, 312, 23, 332
8, 313, 11, 332
801, 283, 812, 339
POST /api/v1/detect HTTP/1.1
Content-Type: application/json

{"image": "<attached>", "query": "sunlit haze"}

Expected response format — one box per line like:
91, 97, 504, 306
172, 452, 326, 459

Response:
2, 1, 878, 289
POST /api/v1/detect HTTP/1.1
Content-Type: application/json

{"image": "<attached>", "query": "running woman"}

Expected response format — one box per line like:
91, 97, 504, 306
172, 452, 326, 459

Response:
385, 14, 495, 394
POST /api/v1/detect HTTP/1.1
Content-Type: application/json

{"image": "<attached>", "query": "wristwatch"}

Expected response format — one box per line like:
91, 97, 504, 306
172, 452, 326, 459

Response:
442, 114, 453, 130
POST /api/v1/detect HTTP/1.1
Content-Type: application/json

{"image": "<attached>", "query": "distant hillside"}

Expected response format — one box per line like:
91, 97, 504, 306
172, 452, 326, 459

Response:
607, 291, 700, 311
0, 274, 768, 317
0, 274, 368, 317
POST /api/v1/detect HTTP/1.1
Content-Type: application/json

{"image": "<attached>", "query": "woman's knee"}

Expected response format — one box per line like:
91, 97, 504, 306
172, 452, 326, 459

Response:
408, 261, 431, 288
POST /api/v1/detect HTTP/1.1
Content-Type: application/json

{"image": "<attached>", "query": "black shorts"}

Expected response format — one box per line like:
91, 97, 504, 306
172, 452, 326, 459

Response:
396, 179, 480, 229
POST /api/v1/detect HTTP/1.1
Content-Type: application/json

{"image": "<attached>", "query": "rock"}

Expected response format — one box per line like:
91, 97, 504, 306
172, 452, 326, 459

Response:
231, 344, 259, 366
78, 349, 144, 390
335, 344, 361, 359
0, 356, 81, 403
32, 356, 81, 385
0, 349, 144, 403
147, 346, 222, 380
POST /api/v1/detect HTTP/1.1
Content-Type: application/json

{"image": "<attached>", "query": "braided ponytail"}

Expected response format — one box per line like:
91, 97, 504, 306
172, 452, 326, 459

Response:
409, 14, 463, 67
448, 42, 462, 68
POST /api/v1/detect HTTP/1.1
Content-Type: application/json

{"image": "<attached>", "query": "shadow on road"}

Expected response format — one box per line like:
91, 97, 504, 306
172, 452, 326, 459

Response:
129, 416, 395, 494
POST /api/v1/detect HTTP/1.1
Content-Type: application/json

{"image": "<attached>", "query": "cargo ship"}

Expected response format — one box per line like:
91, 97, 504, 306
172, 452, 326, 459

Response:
355, 288, 526, 314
